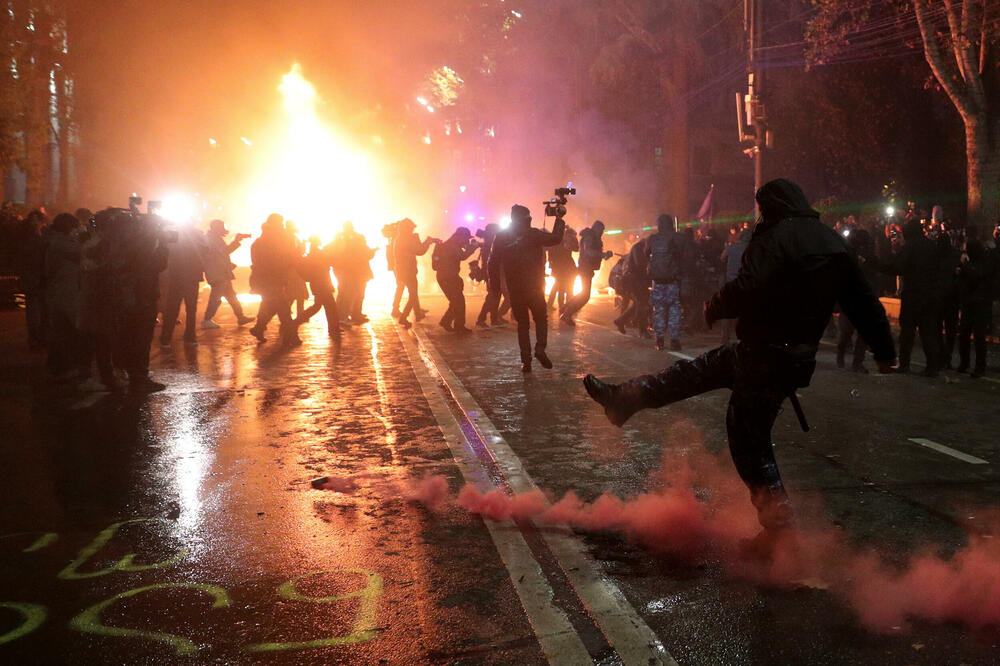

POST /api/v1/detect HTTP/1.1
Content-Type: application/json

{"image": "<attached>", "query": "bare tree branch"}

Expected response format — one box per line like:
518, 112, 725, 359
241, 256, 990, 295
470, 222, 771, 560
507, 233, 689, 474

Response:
915, 0, 972, 117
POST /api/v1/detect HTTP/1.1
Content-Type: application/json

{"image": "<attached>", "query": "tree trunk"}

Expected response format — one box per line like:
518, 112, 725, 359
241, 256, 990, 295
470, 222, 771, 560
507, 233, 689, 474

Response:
964, 116, 1000, 228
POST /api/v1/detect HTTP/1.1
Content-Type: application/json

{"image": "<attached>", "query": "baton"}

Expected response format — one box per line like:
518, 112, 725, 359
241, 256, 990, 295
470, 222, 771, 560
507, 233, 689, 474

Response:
787, 392, 810, 432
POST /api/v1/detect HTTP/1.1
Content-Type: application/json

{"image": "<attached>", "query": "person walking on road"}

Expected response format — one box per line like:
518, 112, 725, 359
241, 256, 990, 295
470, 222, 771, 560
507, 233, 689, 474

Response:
160, 224, 205, 346
489, 204, 564, 372
561, 220, 611, 326
393, 218, 438, 329
202, 219, 253, 329
433, 227, 478, 334
583, 179, 896, 549
248, 214, 295, 344
647, 214, 684, 351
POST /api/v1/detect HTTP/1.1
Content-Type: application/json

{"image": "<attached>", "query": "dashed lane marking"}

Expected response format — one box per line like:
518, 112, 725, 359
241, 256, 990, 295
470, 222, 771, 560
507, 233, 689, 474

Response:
402, 325, 675, 666
575, 318, 700, 364
907, 438, 988, 465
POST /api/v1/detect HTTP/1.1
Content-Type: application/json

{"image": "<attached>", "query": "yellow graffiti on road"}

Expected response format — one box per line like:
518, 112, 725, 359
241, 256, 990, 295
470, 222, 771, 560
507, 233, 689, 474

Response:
70, 583, 231, 655
0, 602, 46, 645
0, 532, 58, 553
245, 568, 383, 652
58, 519, 186, 580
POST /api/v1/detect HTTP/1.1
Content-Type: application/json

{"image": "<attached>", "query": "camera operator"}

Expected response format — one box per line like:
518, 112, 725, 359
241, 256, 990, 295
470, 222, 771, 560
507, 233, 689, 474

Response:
393, 218, 439, 329
474, 223, 509, 328
560, 220, 612, 326
117, 211, 169, 392
202, 219, 254, 329
432, 227, 478, 334
547, 226, 578, 312
489, 204, 564, 372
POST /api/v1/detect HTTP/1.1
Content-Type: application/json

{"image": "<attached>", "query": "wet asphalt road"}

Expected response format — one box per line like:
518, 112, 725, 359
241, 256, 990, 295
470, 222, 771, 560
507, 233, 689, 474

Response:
1, 291, 999, 665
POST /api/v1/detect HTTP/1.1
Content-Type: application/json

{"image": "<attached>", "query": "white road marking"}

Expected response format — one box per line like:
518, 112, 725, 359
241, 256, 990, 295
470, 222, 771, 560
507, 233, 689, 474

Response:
405, 326, 675, 666
397, 329, 592, 665
907, 438, 988, 465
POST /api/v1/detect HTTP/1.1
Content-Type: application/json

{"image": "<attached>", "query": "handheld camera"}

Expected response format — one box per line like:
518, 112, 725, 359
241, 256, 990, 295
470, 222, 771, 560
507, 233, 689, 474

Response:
542, 185, 576, 219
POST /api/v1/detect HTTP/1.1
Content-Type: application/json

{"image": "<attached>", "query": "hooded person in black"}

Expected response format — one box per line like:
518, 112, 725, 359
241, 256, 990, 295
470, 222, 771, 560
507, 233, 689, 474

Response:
489, 204, 565, 371
583, 179, 896, 540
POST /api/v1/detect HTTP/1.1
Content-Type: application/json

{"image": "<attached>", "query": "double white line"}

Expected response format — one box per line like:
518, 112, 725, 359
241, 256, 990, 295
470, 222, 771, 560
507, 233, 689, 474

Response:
397, 325, 674, 666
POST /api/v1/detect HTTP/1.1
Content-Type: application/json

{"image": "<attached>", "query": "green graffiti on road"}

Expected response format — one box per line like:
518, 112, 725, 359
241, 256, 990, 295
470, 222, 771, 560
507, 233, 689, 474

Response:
58, 519, 186, 580
0, 603, 46, 645
246, 569, 383, 652
70, 583, 231, 655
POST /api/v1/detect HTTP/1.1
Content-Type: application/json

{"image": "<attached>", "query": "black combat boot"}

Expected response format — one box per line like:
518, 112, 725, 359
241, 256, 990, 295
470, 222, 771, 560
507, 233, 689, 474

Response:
582, 374, 652, 426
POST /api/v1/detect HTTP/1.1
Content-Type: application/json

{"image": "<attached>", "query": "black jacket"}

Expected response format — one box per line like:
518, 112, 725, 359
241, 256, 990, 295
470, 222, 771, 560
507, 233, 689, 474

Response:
489, 218, 565, 292
883, 222, 946, 297
706, 179, 895, 362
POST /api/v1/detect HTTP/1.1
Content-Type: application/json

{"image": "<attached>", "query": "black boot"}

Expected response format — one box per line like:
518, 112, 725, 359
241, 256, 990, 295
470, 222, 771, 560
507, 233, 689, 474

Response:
534, 349, 553, 369
582, 374, 648, 427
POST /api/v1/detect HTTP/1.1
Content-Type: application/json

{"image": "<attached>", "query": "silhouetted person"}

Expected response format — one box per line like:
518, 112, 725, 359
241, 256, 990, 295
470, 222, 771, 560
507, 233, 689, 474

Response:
836, 227, 876, 373
883, 219, 945, 376
118, 212, 169, 392
43, 213, 84, 380
284, 221, 310, 318
647, 214, 683, 350
160, 225, 205, 346
613, 235, 651, 337
292, 235, 341, 340
719, 227, 751, 345
547, 226, 579, 312
249, 214, 294, 344
393, 218, 438, 328
956, 238, 994, 378
79, 210, 119, 391
331, 221, 376, 325
936, 230, 963, 369
202, 219, 253, 328
561, 220, 611, 325
489, 204, 564, 372
475, 223, 507, 328
17, 210, 47, 349
584, 179, 895, 545
433, 227, 478, 333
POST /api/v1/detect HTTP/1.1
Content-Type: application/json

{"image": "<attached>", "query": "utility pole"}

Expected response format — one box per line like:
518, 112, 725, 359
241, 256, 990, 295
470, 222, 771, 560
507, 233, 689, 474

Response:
736, 0, 770, 214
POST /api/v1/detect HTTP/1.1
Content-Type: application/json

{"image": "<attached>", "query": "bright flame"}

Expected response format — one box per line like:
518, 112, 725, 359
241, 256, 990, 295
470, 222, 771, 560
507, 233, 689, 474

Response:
241, 64, 396, 299
160, 194, 197, 223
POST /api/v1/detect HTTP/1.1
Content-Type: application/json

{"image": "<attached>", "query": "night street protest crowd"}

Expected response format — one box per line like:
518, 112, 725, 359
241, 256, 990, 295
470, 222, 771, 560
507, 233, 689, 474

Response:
1, 193, 998, 394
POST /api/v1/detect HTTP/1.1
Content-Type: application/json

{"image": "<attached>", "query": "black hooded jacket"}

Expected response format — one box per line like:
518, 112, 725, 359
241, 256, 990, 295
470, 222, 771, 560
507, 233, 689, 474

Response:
706, 179, 895, 362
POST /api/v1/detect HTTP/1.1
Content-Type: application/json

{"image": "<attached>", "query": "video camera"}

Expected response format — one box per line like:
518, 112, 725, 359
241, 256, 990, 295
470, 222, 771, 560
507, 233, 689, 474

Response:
382, 222, 398, 239
543, 185, 576, 219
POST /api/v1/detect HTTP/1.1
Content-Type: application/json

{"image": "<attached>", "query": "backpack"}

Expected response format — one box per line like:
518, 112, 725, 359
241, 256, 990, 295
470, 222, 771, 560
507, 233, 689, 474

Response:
386, 237, 396, 272
431, 243, 442, 272
648, 232, 680, 282
608, 256, 628, 293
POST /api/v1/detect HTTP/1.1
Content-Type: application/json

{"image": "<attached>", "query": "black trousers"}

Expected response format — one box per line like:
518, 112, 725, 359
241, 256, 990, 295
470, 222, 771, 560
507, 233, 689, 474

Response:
397, 272, 421, 319
121, 307, 156, 381
252, 287, 292, 335
616, 287, 649, 332
437, 273, 465, 329
509, 287, 548, 363
621, 343, 793, 528
204, 280, 246, 321
898, 292, 940, 372
958, 300, 991, 373
295, 286, 340, 335
562, 270, 595, 318
547, 272, 574, 310
161, 280, 200, 341
836, 314, 867, 368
